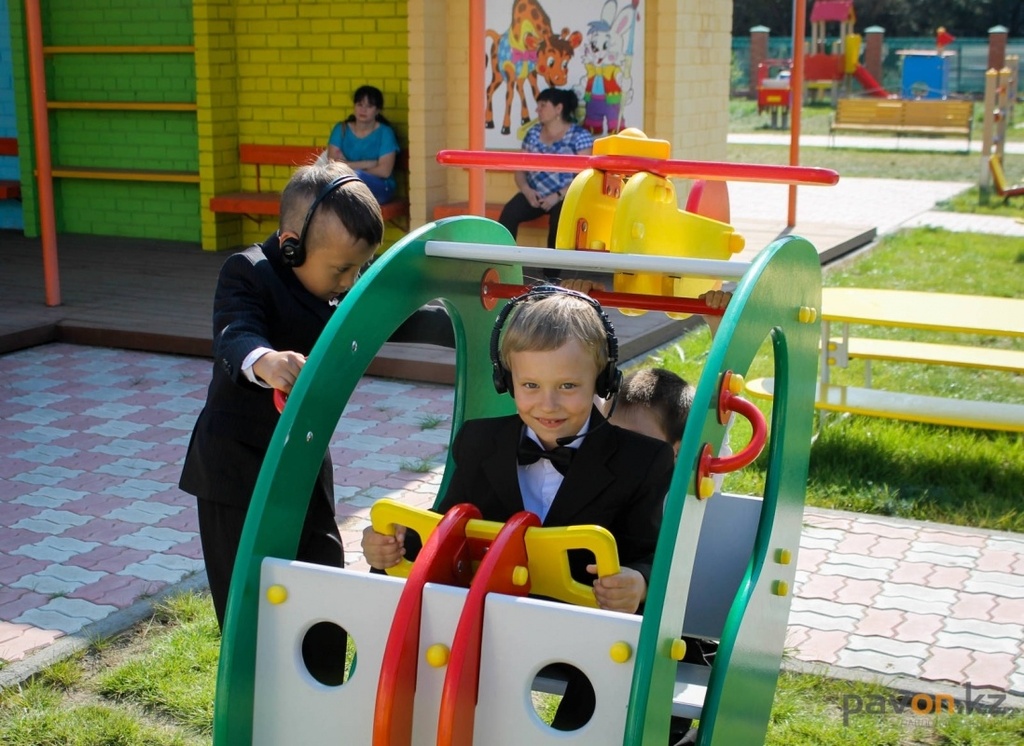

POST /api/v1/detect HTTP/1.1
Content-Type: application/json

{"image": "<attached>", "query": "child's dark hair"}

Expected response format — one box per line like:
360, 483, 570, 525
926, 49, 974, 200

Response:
280, 161, 384, 249
618, 368, 695, 445
537, 87, 579, 123
346, 84, 392, 126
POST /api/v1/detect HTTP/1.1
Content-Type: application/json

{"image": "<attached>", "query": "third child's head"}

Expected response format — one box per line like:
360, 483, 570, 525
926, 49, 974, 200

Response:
279, 161, 382, 303
610, 368, 694, 459
500, 291, 610, 449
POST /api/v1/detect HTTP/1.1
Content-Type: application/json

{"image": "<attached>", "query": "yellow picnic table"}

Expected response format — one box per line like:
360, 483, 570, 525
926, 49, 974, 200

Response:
821, 287, 1024, 338
747, 288, 1024, 432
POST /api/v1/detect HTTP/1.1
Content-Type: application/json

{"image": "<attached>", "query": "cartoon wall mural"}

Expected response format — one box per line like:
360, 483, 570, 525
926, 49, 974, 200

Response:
483, 0, 644, 150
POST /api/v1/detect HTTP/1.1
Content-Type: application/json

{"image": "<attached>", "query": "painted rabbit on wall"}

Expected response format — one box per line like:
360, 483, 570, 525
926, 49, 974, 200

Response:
576, 0, 636, 136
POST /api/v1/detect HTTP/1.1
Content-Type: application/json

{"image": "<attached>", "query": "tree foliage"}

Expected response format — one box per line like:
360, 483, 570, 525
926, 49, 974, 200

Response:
732, 0, 1023, 38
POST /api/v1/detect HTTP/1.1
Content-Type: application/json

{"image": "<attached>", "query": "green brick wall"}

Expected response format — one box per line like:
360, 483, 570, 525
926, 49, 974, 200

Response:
11, 0, 199, 242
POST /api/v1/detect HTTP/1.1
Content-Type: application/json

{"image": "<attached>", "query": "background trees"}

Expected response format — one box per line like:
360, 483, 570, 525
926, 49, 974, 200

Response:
732, 0, 1023, 38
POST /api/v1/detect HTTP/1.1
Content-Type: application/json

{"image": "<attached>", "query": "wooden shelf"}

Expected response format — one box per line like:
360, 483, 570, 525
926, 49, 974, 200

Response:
43, 45, 194, 55
48, 167, 200, 184
47, 101, 197, 112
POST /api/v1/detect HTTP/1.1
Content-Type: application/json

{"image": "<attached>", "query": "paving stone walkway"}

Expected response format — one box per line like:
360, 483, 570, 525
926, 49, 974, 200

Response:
1, 342, 1022, 701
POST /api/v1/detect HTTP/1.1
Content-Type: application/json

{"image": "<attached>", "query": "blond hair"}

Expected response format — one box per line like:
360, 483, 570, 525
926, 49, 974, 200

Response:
499, 292, 608, 375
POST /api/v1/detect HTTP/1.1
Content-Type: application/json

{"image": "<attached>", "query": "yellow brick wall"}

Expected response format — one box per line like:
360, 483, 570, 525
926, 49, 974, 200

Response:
197, 0, 410, 251
197, 0, 732, 251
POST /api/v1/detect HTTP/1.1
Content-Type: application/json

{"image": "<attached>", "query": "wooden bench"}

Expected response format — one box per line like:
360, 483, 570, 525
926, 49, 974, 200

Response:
830, 98, 973, 149
0, 137, 22, 200
210, 144, 409, 224
432, 201, 549, 230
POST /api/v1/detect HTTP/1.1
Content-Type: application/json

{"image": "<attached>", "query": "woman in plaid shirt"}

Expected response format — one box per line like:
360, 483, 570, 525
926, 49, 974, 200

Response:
498, 88, 593, 278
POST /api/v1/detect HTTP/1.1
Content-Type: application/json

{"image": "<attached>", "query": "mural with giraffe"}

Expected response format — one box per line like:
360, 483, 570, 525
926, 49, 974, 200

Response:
482, 0, 643, 150
484, 0, 583, 136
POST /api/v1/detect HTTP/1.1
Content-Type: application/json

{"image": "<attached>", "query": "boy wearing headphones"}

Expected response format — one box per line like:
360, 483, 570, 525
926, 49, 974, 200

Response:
363, 287, 673, 730
180, 161, 451, 635
362, 287, 674, 613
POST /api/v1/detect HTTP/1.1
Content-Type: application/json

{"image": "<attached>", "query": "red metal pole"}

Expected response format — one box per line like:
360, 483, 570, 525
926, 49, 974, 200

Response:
24, 0, 60, 306
468, 0, 485, 215
788, 0, 807, 228
481, 280, 726, 317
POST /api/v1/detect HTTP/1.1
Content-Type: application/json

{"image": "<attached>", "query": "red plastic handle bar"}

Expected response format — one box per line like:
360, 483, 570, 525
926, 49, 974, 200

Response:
481, 278, 725, 316
273, 389, 287, 414
437, 149, 839, 186
695, 371, 767, 498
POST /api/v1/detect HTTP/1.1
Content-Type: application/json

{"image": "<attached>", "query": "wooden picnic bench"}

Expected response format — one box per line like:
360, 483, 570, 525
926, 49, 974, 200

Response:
0, 137, 22, 200
746, 288, 1024, 433
209, 144, 409, 224
829, 98, 974, 150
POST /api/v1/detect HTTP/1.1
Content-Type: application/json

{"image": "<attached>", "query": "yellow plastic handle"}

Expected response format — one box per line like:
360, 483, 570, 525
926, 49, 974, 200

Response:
524, 525, 620, 608
368, 500, 621, 607
369, 499, 444, 577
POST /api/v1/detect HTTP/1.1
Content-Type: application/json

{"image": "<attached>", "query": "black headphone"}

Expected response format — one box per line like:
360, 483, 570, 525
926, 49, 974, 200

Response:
280, 174, 364, 267
490, 285, 621, 398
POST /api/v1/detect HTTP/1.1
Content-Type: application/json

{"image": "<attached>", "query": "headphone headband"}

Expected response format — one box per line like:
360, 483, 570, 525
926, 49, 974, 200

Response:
281, 173, 364, 267
489, 284, 621, 398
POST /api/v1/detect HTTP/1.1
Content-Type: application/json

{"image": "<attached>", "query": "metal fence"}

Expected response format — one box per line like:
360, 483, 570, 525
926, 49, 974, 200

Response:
732, 37, 1023, 98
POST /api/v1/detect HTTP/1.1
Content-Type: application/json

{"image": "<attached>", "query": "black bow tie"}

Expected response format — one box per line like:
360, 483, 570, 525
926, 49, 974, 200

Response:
517, 438, 575, 476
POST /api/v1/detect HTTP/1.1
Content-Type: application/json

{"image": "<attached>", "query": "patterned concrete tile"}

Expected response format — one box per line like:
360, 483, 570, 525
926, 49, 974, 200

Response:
10, 536, 101, 563
962, 651, 1019, 691
894, 613, 945, 644
793, 629, 849, 664
835, 648, 924, 678
11, 508, 92, 535
854, 608, 904, 638
933, 629, 1020, 655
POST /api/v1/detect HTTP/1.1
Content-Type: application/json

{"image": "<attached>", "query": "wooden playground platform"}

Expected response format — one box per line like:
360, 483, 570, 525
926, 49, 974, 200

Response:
0, 216, 874, 379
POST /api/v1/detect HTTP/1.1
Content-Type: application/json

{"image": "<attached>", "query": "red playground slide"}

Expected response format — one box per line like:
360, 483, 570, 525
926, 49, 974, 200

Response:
853, 64, 889, 97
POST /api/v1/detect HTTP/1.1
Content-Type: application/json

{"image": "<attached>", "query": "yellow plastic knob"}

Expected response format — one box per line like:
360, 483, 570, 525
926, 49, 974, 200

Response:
773, 580, 789, 597
776, 548, 792, 565
670, 638, 688, 661
698, 476, 715, 500
425, 644, 450, 668
798, 306, 818, 324
728, 232, 746, 254
609, 641, 633, 664
512, 565, 529, 587
266, 585, 288, 605
728, 373, 745, 395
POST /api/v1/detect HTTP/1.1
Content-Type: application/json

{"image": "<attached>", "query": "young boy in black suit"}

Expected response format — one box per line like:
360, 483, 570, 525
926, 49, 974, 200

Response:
180, 161, 451, 632
362, 286, 675, 728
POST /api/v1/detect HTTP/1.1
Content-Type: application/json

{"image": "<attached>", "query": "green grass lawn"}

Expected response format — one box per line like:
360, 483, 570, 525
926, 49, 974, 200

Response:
649, 227, 1024, 533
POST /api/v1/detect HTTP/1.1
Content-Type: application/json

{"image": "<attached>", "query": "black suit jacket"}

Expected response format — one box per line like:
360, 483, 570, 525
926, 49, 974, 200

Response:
179, 234, 335, 508
433, 409, 675, 585
179, 233, 455, 509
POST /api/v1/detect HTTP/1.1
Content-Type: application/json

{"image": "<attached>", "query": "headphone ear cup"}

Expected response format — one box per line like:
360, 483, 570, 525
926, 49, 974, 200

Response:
280, 235, 303, 267
492, 363, 508, 395
598, 365, 622, 399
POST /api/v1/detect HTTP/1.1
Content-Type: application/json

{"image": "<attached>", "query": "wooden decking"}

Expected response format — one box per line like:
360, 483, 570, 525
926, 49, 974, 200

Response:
0, 222, 874, 382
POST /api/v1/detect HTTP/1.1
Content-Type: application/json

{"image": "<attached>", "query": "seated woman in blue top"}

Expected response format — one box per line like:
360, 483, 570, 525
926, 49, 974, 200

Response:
327, 85, 399, 204
498, 87, 593, 278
